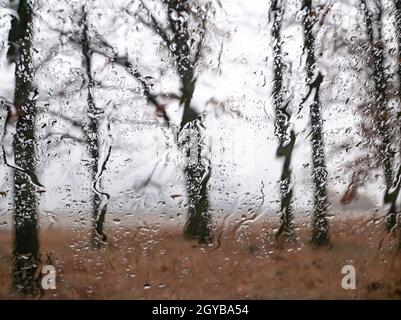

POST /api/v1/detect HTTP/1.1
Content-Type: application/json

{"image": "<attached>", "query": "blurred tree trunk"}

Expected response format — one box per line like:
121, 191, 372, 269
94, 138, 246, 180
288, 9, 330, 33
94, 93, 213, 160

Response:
302, 0, 329, 246
181, 121, 212, 244
271, 0, 296, 241
360, 0, 396, 230
167, 0, 213, 243
94, 0, 213, 243
80, 9, 106, 248
388, 0, 401, 240
7, 0, 40, 295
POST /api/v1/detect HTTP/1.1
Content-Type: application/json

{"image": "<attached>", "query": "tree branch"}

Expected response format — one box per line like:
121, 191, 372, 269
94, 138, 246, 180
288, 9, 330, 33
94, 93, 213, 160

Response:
133, 0, 172, 49
42, 131, 88, 144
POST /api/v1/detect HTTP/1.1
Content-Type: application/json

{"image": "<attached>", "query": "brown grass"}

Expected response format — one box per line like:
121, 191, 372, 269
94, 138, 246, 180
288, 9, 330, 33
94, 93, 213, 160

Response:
1, 217, 401, 299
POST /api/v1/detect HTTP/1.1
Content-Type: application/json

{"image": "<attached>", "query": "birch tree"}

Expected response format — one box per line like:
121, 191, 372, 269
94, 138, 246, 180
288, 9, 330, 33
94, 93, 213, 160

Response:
7, 0, 41, 295
301, 0, 329, 246
271, 0, 296, 241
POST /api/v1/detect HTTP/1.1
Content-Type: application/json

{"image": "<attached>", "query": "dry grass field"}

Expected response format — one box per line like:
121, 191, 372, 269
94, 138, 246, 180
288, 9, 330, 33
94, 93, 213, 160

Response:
1, 216, 401, 299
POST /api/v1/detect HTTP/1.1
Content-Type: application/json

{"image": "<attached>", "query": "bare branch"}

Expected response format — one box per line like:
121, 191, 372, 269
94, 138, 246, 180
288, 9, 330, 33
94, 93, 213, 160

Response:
318, 1, 334, 27
87, 18, 172, 125
42, 131, 88, 144
135, 149, 172, 191
133, 0, 172, 49
41, 109, 84, 128
1, 146, 45, 189
124, 60, 171, 125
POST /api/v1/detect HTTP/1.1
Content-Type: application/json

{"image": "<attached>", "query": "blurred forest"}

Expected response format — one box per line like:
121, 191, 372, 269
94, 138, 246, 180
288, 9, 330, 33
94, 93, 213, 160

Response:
1, 0, 401, 299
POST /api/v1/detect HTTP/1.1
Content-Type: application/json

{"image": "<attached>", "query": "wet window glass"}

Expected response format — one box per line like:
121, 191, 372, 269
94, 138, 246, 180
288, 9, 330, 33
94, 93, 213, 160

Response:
0, 0, 401, 300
